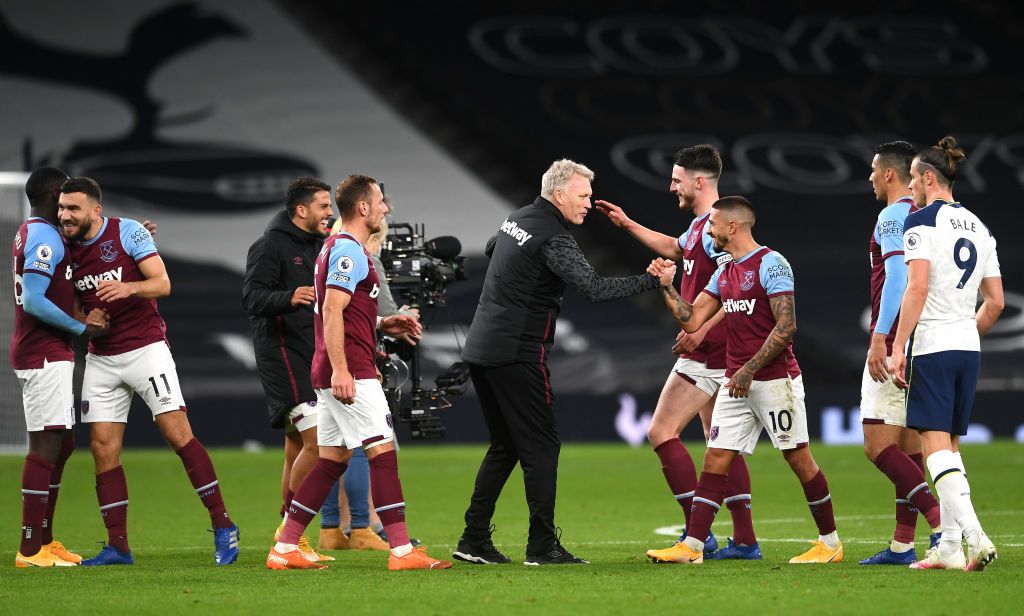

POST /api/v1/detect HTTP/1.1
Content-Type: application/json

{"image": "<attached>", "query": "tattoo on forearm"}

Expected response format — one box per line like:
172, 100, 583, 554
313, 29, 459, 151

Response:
742, 294, 797, 375
660, 285, 693, 325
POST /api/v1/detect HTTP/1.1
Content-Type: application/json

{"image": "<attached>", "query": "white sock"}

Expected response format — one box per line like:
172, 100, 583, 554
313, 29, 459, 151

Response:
391, 543, 413, 557
890, 539, 914, 553
953, 451, 966, 474
927, 450, 982, 550
274, 541, 298, 553
683, 536, 704, 553
819, 531, 839, 550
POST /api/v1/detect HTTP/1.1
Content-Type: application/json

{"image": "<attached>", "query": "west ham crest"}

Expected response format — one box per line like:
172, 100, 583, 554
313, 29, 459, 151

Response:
740, 270, 756, 291
709, 425, 719, 441
99, 240, 120, 263
685, 228, 699, 251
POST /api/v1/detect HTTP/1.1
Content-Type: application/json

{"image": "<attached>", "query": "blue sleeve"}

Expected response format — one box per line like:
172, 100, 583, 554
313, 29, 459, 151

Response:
119, 219, 158, 261
877, 205, 908, 258
704, 265, 724, 297
760, 251, 795, 295
23, 224, 65, 277
326, 240, 369, 294
22, 273, 86, 335
875, 255, 908, 335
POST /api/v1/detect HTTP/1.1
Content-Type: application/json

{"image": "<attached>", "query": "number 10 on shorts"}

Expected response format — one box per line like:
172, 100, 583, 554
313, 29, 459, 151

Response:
768, 409, 793, 433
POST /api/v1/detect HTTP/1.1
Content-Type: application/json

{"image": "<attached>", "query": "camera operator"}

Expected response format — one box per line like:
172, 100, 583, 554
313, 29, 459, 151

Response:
454, 159, 661, 566
242, 177, 335, 560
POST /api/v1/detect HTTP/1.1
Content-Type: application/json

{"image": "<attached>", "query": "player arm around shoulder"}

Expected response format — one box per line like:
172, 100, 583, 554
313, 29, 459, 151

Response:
648, 257, 720, 333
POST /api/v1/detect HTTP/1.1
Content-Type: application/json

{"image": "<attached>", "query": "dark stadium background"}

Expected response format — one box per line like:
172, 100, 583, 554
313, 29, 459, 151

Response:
2, 0, 1022, 447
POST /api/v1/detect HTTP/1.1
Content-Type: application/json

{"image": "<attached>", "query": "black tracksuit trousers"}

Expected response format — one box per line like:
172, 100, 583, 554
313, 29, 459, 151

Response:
461, 361, 560, 555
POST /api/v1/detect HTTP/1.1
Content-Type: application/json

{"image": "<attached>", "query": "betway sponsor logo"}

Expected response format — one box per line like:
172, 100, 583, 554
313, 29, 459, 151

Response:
75, 267, 122, 291
722, 298, 756, 315
682, 259, 695, 275
500, 219, 533, 246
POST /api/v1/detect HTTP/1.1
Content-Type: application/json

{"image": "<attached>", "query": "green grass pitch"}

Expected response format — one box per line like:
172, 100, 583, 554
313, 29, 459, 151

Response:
2, 442, 1022, 614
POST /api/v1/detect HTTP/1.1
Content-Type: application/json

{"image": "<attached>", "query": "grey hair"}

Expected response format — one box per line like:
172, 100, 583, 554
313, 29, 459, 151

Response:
540, 159, 595, 199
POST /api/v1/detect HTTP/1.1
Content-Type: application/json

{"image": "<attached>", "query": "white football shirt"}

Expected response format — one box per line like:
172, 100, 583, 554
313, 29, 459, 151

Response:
903, 200, 1000, 355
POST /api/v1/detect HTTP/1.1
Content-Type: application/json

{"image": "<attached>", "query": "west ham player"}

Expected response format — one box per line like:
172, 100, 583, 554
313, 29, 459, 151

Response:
595, 145, 759, 560
647, 196, 842, 564
888, 137, 1003, 571
859, 141, 943, 565
266, 174, 449, 571
57, 177, 239, 566
11, 168, 108, 567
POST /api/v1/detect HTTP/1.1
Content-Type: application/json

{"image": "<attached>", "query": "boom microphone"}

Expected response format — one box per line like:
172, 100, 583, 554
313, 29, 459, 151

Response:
424, 235, 462, 260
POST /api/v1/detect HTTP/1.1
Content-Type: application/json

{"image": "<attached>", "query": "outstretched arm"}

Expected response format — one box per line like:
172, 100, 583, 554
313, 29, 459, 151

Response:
594, 200, 685, 260
648, 258, 720, 332
541, 234, 658, 302
727, 294, 796, 398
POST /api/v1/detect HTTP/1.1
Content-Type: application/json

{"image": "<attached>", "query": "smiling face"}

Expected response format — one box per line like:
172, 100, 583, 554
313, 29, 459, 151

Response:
552, 174, 592, 225
669, 165, 699, 210
706, 207, 731, 252
295, 189, 334, 236
57, 191, 101, 241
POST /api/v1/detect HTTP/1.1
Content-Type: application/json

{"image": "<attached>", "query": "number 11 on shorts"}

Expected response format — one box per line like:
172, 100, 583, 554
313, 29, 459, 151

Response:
149, 373, 171, 395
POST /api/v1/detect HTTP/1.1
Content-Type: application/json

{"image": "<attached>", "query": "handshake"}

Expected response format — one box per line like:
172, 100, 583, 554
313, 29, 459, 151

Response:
647, 258, 677, 287
80, 307, 111, 337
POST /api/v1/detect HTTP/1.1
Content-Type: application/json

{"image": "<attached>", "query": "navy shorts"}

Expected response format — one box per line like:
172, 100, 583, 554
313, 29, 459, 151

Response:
905, 350, 980, 436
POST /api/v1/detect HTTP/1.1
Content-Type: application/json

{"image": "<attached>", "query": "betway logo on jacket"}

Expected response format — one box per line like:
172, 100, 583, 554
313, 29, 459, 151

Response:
500, 219, 533, 246
75, 267, 123, 291
722, 298, 756, 315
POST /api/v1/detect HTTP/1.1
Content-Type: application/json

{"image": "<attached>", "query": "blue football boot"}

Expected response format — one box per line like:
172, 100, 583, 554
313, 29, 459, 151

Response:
213, 524, 240, 566
711, 537, 763, 560
859, 546, 918, 565
81, 544, 134, 566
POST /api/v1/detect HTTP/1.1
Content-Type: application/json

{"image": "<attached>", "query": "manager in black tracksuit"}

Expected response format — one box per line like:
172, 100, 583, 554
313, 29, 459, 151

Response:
243, 177, 333, 516
454, 160, 660, 566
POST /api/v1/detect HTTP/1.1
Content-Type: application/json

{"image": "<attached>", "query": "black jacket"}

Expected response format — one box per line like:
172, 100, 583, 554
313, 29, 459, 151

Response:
463, 197, 659, 368
462, 198, 573, 366
243, 210, 323, 428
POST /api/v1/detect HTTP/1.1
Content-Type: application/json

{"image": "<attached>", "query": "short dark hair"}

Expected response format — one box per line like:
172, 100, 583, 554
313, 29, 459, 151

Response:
874, 140, 916, 182
712, 195, 756, 226
285, 177, 331, 216
25, 167, 69, 208
60, 176, 102, 202
916, 136, 966, 187
334, 174, 377, 220
672, 144, 723, 182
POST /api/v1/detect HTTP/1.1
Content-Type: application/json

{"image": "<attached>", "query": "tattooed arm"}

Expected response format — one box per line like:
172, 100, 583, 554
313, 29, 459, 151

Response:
648, 258, 720, 333
727, 293, 797, 398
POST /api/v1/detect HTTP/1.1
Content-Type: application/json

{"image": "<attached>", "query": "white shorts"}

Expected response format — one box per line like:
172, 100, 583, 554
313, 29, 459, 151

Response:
284, 400, 319, 434
671, 358, 725, 398
15, 359, 75, 432
860, 359, 906, 427
316, 379, 393, 450
708, 375, 809, 456
81, 341, 186, 423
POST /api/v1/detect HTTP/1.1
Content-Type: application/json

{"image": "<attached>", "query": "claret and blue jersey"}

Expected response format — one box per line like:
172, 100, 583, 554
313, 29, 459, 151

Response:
310, 233, 380, 387
675, 212, 732, 368
869, 196, 915, 354
703, 247, 796, 380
